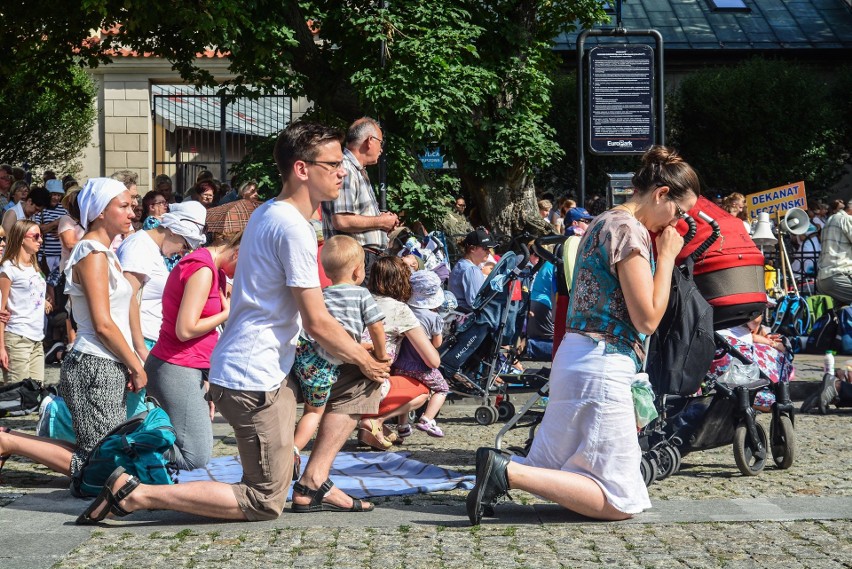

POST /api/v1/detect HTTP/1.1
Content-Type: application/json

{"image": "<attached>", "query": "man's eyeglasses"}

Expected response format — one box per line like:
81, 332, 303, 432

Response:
152, 200, 168, 207
0, 176, 13, 182
369, 135, 385, 149
305, 160, 344, 171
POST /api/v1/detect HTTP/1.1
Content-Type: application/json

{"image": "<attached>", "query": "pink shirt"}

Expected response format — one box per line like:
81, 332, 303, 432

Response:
150, 248, 225, 368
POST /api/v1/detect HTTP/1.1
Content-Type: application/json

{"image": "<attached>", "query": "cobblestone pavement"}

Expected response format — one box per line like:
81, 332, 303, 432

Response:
2, 354, 851, 568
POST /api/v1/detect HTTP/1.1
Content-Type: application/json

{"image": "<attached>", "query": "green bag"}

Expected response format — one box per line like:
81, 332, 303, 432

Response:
631, 373, 658, 429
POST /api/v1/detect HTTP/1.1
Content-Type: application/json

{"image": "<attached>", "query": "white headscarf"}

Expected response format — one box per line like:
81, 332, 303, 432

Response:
77, 178, 128, 230
159, 201, 208, 250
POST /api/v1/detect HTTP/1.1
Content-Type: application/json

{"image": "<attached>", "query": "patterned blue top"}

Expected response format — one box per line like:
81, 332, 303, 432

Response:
566, 209, 654, 370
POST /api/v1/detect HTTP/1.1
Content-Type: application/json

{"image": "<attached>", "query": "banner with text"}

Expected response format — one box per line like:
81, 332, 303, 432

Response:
745, 181, 807, 220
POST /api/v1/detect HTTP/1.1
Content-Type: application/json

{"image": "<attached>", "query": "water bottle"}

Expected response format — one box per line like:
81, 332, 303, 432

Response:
824, 351, 835, 376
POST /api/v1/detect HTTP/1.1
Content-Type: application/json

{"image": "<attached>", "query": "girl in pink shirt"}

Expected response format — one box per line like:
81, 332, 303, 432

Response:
144, 232, 241, 471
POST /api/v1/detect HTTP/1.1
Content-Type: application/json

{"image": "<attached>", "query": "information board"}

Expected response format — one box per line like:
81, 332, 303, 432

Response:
588, 45, 655, 155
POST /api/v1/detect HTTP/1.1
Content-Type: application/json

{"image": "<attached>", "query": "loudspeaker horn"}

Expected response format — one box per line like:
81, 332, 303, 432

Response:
751, 212, 777, 248
779, 208, 810, 235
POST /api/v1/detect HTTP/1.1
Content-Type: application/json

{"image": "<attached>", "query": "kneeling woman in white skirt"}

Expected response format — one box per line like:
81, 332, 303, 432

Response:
467, 146, 701, 523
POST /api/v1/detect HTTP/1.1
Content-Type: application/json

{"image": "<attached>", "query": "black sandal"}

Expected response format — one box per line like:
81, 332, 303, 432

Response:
76, 467, 140, 525
291, 479, 373, 513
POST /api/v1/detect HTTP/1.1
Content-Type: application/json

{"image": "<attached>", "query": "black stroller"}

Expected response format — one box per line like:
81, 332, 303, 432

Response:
640, 212, 796, 483
496, 215, 797, 483
438, 239, 548, 425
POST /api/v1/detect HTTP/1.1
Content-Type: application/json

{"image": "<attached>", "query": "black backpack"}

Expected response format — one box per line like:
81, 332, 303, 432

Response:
805, 309, 840, 354
0, 379, 47, 418
647, 258, 716, 396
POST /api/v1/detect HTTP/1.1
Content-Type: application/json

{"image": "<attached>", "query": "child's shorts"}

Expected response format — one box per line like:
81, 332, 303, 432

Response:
294, 339, 339, 407
391, 366, 449, 394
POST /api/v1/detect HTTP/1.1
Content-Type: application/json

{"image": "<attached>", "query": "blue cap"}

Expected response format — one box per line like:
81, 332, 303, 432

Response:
565, 207, 593, 225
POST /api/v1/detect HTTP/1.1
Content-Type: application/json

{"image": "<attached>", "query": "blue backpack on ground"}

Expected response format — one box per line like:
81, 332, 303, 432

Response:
771, 293, 811, 341
71, 399, 178, 498
37, 389, 149, 443
839, 306, 852, 355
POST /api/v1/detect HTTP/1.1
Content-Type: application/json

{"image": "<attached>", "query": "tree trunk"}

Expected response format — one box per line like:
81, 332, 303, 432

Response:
458, 159, 552, 240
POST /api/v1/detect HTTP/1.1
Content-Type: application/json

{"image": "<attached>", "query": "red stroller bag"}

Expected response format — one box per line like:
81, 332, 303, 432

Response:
676, 196, 767, 329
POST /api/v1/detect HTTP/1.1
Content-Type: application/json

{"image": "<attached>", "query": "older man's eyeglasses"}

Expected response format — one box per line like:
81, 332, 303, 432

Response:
369, 135, 385, 149
305, 160, 344, 171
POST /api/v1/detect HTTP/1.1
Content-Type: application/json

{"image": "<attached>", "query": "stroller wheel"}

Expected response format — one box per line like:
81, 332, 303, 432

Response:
640, 454, 658, 487
733, 421, 768, 476
475, 405, 499, 426
497, 401, 516, 422
656, 445, 682, 480
769, 415, 796, 470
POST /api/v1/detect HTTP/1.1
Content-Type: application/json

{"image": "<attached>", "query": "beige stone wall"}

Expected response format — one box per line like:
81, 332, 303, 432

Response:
81, 57, 305, 194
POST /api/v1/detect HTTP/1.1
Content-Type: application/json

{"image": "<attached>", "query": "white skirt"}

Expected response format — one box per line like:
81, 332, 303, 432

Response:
517, 333, 651, 514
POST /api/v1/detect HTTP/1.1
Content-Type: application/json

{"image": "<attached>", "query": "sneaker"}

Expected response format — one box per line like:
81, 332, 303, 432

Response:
44, 341, 64, 364
416, 418, 444, 438
396, 423, 413, 439
817, 373, 838, 415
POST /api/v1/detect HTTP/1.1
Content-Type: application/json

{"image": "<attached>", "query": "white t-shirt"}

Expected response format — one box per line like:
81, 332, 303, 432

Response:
58, 215, 85, 274
0, 261, 46, 341
65, 240, 133, 361
209, 200, 320, 391
116, 230, 168, 341
10, 202, 25, 221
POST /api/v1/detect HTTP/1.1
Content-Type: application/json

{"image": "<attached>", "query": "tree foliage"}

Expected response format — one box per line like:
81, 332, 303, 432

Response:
667, 58, 848, 199
0, 0, 608, 235
0, 66, 96, 174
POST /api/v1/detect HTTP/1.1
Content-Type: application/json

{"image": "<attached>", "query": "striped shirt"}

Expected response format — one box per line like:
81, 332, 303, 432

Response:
320, 148, 387, 249
817, 211, 852, 280
34, 205, 68, 259
314, 283, 384, 363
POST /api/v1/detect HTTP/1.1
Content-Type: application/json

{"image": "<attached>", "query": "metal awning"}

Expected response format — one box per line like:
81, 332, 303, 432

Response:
151, 85, 290, 136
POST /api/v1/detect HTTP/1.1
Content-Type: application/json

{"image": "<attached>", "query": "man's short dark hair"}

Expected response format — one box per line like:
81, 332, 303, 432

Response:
27, 186, 51, 208
274, 121, 344, 180
0, 164, 12, 176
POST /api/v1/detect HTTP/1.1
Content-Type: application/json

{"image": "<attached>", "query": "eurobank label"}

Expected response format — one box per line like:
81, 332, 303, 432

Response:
745, 181, 807, 220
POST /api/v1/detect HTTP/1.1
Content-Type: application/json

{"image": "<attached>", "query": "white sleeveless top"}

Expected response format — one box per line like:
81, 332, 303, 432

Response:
64, 239, 133, 361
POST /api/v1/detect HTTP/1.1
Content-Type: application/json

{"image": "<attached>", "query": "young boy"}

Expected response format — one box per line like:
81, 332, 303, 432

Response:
293, 235, 389, 461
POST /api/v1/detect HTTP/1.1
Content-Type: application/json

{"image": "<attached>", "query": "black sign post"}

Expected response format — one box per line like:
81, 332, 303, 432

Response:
589, 45, 654, 155
575, 23, 664, 207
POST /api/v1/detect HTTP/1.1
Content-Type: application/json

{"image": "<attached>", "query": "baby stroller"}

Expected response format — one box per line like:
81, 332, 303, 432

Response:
492, 235, 567, 454
390, 228, 452, 283
639, 205, 796, 484
439, 238, 547, 425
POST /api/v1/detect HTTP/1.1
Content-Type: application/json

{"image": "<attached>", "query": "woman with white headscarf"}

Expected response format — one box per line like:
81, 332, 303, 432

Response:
117, 201, 207, 359
0, 178, 145, 486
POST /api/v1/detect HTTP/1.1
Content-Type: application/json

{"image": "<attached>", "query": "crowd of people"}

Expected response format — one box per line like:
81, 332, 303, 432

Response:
0, 119, 847, 528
